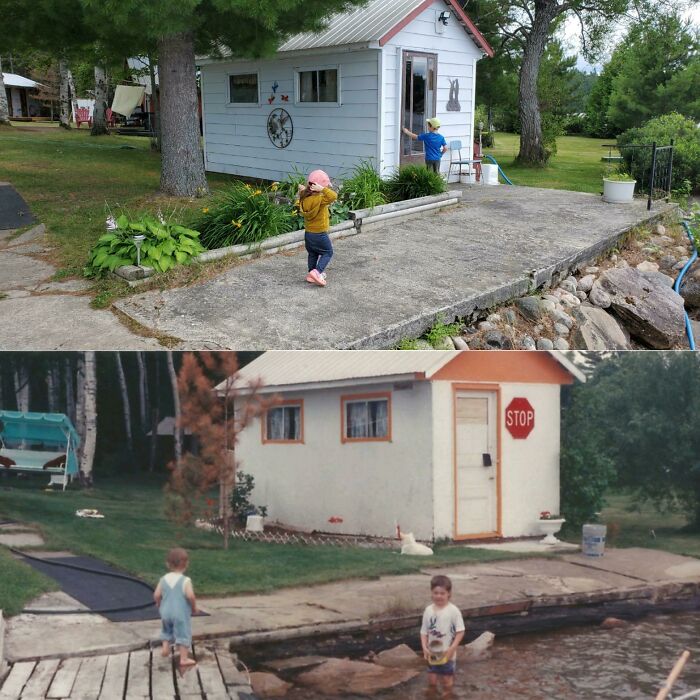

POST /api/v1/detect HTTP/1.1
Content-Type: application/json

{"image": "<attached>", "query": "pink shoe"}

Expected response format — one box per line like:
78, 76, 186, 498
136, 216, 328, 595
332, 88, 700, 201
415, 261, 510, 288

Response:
308, 269, 326, 287
305, 272, 316, 284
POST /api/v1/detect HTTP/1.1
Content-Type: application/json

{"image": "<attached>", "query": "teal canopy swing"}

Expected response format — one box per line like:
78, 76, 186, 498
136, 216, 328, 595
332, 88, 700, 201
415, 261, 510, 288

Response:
0, 411, 81, 489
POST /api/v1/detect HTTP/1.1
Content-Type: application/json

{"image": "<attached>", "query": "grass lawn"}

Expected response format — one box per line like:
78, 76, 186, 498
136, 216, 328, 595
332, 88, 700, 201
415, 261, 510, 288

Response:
0, 546, 58, 616
484, 132, 610, 194
0, 474, 521, 615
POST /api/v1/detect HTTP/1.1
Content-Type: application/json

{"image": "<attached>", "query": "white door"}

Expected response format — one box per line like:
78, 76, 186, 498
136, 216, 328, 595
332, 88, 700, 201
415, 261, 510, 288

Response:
455, 391, 498, 537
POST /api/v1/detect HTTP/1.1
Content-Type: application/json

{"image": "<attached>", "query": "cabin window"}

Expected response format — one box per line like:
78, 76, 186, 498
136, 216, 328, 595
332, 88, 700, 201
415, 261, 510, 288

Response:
264, 402, 303, 443
298, 68, 338, 103
342, 394, 391, 442
229, 73, 259, 104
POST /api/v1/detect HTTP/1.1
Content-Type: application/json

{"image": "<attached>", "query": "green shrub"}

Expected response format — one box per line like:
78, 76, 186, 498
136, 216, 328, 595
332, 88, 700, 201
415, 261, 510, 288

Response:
230, 470, 268, 526
339, 160, 386, 210
192, 182, 295, 249
84, 214, 204, 277
618, 113, 700, 192
383, 164, 446, 202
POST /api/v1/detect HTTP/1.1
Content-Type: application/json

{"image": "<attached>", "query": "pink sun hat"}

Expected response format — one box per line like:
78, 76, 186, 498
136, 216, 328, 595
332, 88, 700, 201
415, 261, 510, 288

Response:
308, 169, 331, 188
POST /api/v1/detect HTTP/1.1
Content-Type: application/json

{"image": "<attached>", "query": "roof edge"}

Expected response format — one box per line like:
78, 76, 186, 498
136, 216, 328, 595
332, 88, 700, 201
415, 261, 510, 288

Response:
546, 352, 587, 383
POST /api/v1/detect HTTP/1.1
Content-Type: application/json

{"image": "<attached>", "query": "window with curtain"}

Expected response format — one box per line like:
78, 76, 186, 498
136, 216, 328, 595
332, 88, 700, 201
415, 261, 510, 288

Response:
265, 404, 301, 442
298, 68, 338, 103
229, 73, 259, 104
344, 397, 389, 440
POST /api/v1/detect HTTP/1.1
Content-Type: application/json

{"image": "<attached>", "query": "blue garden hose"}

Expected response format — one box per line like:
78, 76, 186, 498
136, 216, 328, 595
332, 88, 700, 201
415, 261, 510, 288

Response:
674, 220, 698, 350
482, 154, 514, 185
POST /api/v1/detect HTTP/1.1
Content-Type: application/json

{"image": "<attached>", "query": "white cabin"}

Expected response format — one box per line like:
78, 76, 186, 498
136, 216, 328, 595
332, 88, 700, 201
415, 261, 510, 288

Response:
228, 351, 585, 542
198, 0, 493, 182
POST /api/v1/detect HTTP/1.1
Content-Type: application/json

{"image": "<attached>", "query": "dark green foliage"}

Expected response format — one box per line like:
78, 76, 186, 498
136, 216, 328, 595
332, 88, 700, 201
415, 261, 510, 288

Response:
618, 113, 700, 192
84, 213, 204, 276
383, 164, 446, 202
339, 160, 386, 210
230, 470, 267, 526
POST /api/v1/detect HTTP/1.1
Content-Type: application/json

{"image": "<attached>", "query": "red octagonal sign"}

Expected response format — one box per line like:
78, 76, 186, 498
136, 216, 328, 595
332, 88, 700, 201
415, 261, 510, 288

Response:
505, 398, 535, 439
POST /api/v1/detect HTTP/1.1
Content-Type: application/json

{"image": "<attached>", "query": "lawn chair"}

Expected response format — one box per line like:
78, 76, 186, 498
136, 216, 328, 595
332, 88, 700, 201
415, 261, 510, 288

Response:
106, 108, 116, 127
447, 140, 481, 183
75, 107, 92, 128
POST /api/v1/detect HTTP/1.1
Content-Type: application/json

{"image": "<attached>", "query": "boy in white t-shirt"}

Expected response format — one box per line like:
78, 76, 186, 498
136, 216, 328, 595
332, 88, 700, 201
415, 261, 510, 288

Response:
420, 574, 465, 694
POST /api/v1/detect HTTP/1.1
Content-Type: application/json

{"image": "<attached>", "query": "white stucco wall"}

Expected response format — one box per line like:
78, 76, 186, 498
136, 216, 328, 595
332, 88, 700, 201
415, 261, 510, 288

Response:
236, 380, 435, 540
381, 1, 483, 176
200, 48, 380, 182
431, 381, 561, 539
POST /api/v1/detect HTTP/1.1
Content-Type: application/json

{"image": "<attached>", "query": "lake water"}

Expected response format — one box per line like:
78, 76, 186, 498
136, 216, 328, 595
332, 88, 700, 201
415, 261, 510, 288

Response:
287, 611, 700, 699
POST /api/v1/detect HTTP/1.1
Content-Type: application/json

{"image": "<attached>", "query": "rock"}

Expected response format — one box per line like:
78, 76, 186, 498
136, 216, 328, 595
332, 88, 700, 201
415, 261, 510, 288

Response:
265, 656, 330, 675
433, 335, 454, 350
600, 617, 628, 630
553, 338, 570, 350
571, 305, 631, 351
595, 267, 686, 348
610, 254, 618, 263
633, 239, 645, 249
559, 280, 577, 294
536, 338, 554, 350
478, 321, 495, 332
503, 308, 518, 326
515, 296, 542, 322
659, 255, 677, 269
559, 292, 581, 309
615, 259, 630, 268
554, 323, 570, 337
542, 294, 560, 305
651, 234, 672, 246
636, 260, 659, 273
675, 245, 688, 255
539, 299, 556, 313
578, 275, 596, 293
576, 290, 588, 301
520, 335, 536, 350
550, 308, 574, 329
642, 271, 675, 288
452, 336, 469, 350
680, 266, 700, 308
585, 266, 600, 274
486, 313, 501, 324
296, 658, 419, 695
374, 644, 424, 671
674, 258, 690, 271
655, 223, 666, 236
461, 632, 496, 663
414, 339, 432, 350
250, 672, 292, 698
533, 324, 544, 334
484, 330, 513, 350
589, 282, 612, 309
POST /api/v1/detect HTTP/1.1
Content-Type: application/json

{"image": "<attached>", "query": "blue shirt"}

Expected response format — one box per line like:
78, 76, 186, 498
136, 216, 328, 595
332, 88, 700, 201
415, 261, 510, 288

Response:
418, 131, 447, 161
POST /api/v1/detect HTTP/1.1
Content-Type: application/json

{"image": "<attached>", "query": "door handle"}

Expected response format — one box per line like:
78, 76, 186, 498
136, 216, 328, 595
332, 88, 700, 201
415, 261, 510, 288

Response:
482, 453, 492, 467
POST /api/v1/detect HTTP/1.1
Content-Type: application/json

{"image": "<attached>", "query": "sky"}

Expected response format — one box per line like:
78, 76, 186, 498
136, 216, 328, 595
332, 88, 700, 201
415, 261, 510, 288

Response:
561, 2, 700, 72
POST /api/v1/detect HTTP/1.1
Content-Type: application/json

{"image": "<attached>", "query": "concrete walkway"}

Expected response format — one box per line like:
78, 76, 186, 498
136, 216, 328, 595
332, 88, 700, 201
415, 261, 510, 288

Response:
6, 548, 700, 663
114, 187, 674, 349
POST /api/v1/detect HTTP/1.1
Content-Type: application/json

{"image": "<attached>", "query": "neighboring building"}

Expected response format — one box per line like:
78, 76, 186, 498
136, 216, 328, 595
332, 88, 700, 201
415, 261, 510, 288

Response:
227, 351, 585, 542
198, 0, 493, 182
3, 73, 42, 120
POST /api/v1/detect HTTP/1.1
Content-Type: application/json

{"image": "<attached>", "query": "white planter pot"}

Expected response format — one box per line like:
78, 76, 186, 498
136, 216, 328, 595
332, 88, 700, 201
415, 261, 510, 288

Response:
246, 514, 264, 532
538, 518, 565, 544
603, 179, 636, 203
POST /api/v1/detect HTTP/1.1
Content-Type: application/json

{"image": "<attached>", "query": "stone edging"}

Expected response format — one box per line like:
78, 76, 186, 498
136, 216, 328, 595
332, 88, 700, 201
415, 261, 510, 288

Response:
0, 611, 8, 683
112, 191, 461, 284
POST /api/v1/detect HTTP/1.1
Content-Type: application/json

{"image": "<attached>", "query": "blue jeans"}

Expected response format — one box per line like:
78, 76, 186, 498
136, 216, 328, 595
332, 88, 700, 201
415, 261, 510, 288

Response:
305, 232, 333, 273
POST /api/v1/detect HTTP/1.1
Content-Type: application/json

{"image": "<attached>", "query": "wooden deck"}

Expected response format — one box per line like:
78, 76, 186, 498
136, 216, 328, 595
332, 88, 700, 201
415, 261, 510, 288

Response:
0, 644, 256, 699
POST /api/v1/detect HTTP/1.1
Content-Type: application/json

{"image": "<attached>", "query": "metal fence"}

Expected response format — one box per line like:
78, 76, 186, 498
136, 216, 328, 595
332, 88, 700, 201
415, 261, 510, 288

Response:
602, 141, 675, 210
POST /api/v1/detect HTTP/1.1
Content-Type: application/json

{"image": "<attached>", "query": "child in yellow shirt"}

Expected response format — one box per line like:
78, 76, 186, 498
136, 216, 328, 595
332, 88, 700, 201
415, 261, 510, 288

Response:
298, 169, 337, 287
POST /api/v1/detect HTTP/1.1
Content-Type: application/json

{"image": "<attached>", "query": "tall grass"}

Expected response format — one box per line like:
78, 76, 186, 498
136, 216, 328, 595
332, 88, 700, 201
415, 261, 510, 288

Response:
383, 164, 446, 202
339, 160, 387, 210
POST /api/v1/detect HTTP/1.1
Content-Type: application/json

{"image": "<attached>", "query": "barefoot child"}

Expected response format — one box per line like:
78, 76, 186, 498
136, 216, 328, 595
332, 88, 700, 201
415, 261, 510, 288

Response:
421, 574, 465, 694
402, 118, 447, 173
154, 547, 198, 670
298, 169, 337, 287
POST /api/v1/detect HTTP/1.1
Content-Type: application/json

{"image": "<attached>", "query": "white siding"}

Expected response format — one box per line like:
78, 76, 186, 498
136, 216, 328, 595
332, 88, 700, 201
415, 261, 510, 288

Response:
236, 380, 435, 540
431, 382, 561, 539
201, 50, 380, 182
381, 1, 484, 177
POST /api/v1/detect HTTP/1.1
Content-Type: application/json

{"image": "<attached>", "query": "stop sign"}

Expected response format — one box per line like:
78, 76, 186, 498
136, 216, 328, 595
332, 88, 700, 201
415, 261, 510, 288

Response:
505, 398, 535, 439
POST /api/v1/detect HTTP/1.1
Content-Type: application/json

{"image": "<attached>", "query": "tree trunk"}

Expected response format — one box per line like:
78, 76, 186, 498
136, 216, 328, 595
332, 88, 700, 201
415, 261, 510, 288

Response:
65, 357, 76, 424
58, 59, 71, 129
166, 351, 182, 464
157, 32, 208, 197
0, 71, 10, 125
149, 357, 160, 472
148, 55, 161, 151
115, 352, 133, 455
91, 65, 109, 135
75, 354, 86, 447
516, 6, 558, 166
13, 362, 29, 412
136, 352, 149, 428
67, 69, 78, 124
81, 352, 97, 485
47, 361, 60, 413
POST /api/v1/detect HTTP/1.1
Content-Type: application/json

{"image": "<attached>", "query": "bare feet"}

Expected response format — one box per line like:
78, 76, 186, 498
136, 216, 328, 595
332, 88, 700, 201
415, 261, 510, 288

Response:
161, 642, 170, 658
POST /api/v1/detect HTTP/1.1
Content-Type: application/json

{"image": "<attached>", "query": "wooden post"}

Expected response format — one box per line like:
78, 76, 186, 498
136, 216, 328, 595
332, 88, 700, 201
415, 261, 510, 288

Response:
656, 650, 690, 700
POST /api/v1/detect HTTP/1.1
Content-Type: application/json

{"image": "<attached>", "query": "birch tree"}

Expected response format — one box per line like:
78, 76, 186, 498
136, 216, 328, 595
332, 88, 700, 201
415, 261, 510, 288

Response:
65, 357, 76, 424
80, 351, 97, 484
58, 58, 72, 128
91, 64, 108, 135
13, 361, 29, 412
67, 68, 78, 123
136, 352, 149, 430
47, 360, 61, 413
166, 351, 182, 465
0, 71, 10, 125
114, 352, 133, 455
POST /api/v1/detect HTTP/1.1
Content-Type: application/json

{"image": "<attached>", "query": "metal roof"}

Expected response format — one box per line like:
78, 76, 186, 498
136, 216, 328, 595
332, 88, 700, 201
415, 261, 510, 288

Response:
2, 72, 40, 89
224, 351, 585, 393
278, 0, 423, 52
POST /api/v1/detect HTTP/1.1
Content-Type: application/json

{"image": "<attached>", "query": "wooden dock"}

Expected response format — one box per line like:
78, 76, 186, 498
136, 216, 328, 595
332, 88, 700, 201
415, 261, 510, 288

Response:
0, 644, 256, 699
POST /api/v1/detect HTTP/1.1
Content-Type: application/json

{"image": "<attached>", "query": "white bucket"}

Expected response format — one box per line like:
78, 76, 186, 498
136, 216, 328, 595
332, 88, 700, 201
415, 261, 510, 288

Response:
246, 514, 264, 532
481, 163, 499, 186
459, 172, 478, 184
582, 523, 606, 557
